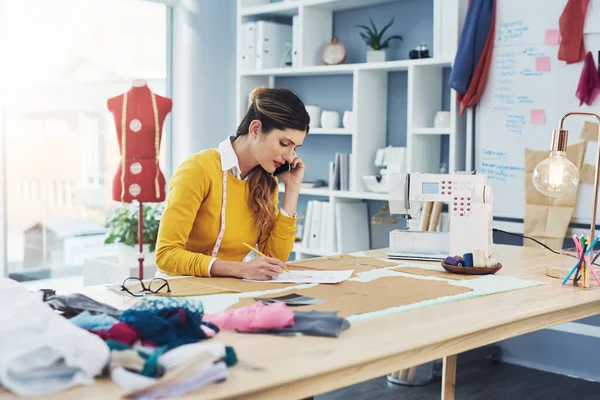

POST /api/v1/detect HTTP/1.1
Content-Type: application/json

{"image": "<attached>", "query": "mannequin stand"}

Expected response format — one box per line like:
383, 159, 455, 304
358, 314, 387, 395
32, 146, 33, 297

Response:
138, 201, 145, 279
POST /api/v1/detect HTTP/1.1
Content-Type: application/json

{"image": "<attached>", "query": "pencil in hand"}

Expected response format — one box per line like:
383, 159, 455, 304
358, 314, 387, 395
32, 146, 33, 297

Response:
242, 242, 289, 272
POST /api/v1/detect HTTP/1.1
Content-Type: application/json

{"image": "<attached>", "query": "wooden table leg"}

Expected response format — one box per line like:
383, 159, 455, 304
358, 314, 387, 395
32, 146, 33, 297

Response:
441, 354, 457, 400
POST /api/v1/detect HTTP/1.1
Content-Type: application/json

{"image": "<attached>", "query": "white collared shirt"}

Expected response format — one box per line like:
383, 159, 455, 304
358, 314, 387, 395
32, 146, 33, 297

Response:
217, 136, 294, 217
217, 136, 248, 181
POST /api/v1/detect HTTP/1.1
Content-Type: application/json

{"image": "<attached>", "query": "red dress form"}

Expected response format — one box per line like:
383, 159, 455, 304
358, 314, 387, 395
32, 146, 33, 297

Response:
107, 81, 172, 203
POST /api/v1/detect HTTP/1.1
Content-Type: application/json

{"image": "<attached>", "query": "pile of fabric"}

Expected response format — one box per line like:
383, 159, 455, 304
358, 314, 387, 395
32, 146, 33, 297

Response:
66, 297, 237, 399
0, 279, 237, 399
204, 301, 350, 338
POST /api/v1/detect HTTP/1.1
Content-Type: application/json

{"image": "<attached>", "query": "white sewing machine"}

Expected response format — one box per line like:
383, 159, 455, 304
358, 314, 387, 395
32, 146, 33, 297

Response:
387, 171, 494, 261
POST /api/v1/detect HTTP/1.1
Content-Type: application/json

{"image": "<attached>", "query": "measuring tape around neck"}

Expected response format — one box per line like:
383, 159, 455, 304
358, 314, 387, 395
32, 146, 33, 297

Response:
211, 170, 228, 257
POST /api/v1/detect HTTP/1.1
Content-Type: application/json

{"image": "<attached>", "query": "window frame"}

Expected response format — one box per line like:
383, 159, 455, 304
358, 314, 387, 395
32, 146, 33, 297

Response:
0, 0, 175, 278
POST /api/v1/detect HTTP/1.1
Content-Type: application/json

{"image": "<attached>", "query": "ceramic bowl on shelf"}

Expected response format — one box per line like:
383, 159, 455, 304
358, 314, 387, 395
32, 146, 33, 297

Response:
321, 110, 340, 129
343, 110, 354, 129
305, 105, 321, 128
433, 111, 450, 128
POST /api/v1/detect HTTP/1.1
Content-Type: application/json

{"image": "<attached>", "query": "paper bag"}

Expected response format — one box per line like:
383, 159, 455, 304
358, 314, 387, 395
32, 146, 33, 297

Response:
580, 121, 599, 141
523, 141, 586, 249
580, 163, 596, 185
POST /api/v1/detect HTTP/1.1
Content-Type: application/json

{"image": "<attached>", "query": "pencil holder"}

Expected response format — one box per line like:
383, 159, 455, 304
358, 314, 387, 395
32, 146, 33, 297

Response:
556, 247, 600, 286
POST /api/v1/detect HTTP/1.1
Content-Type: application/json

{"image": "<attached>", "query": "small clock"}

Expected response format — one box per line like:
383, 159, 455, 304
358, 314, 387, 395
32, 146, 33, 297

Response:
321, 37, 347, 65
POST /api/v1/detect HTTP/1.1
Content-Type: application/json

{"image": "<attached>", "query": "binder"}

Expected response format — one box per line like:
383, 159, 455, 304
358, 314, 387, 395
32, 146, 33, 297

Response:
240, 22, 256, 71
292, 15, 300, 67
256, 21, 293, 69
301, 200, 313, 248
308, 200, 322, 249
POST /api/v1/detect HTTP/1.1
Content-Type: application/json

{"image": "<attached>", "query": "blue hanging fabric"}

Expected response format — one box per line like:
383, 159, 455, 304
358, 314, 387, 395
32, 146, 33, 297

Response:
449, 0, 495, 95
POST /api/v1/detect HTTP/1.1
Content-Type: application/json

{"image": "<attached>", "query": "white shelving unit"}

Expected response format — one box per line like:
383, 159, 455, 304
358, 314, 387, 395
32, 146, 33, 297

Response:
236, 0, 468, 258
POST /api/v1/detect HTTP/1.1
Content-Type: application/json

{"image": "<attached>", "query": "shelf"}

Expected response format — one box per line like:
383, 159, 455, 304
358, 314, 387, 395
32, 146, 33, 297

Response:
240, 1, 299, 17
335, 190, 389, 201
411, 127, 452, 135
241, 64, 355, 77
292, 244, 338, 257
240, 57, 453, 77
309, 127, 352, 135
278, 186, 333, 197
241, 0, 400, 17
278, 185, 388, 201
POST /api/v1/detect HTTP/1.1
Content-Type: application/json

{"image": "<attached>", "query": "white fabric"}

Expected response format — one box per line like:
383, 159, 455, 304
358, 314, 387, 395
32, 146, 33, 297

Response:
0, 278, 109, 397
111, 342, 228, 394
135, 361, 228, 400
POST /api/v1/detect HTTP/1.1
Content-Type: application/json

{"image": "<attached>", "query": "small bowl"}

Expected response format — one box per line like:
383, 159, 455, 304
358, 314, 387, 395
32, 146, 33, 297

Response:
441, 262, 502, 275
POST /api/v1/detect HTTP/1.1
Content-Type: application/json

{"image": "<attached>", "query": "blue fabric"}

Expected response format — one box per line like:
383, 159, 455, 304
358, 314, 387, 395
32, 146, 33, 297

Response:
119, 298, 215, 350
70, 310, 118, 331
448, 0, 495, 94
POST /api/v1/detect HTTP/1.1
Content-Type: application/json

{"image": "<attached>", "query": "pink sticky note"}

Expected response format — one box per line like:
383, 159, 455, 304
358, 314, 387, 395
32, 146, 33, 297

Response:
545, 29, 560, 45
531, 109, 546, 125
536, 56, 551, 72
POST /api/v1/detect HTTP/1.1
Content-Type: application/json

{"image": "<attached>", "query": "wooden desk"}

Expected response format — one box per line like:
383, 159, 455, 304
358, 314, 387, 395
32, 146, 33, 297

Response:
2, 244, 599, 400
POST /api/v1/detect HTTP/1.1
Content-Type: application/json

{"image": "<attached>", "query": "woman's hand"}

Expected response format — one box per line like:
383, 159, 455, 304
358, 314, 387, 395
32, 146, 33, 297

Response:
239, 256, 287, 280
278, 156, 305, 187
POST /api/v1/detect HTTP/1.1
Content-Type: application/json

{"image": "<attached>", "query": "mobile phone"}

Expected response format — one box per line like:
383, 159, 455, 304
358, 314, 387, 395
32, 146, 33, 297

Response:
273, 162, 291, 176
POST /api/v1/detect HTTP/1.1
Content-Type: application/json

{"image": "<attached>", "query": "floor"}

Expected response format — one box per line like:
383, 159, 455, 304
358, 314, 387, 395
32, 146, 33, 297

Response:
316, 359, 600, 400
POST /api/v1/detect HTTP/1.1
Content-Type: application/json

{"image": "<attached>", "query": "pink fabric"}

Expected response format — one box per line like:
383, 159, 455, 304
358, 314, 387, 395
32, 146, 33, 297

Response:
203, 302, 294, 332
200, 324, 217, 337
576, 52, 600, 106
106, 322, 141, 345
86, 329, 108, 340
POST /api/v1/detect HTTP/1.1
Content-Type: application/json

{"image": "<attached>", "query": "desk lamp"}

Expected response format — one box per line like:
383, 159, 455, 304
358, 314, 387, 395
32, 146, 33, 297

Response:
532, 112, 600, 288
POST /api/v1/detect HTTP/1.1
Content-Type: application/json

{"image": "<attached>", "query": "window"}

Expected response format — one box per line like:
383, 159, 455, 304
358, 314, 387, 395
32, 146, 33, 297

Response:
1, 0, 169, 280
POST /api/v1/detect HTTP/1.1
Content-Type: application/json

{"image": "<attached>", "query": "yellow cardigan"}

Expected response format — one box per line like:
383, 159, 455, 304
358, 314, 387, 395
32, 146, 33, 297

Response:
155, 149, 297, 277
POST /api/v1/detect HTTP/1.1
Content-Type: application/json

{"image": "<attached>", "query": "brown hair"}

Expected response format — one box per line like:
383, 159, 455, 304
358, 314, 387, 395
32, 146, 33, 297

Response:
235, 87, 310, 243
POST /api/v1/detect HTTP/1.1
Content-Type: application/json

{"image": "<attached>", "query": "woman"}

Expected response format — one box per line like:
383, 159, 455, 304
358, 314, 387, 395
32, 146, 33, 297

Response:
155, 87, 309, 281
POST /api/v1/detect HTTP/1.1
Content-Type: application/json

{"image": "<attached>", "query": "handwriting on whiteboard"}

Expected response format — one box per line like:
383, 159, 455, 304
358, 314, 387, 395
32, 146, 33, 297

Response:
491, 45, 550, 134
482, 149, 507, 161
480, 162, 525, 185
497, 20, 529, 45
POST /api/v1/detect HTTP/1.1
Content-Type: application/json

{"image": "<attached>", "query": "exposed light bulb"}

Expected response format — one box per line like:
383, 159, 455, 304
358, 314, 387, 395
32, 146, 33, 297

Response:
532, 151, 579, 198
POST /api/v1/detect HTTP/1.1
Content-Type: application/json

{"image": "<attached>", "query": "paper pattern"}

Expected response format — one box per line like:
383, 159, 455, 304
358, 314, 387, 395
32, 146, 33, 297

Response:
244, 269, 354, 284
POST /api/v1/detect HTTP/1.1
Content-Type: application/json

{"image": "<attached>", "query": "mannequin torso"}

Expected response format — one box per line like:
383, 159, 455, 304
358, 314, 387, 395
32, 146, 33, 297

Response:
107, 80, 172, 203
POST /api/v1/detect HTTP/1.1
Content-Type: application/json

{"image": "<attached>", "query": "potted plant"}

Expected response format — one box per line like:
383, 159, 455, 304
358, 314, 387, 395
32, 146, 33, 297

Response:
104, 202, 164, 266
358, 17, 403, 63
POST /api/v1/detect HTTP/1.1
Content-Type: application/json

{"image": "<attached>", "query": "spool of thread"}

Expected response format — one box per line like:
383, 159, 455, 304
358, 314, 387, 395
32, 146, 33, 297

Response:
473, 249, 486, 267
463, 253, 474, 267
444, 256, 463, 266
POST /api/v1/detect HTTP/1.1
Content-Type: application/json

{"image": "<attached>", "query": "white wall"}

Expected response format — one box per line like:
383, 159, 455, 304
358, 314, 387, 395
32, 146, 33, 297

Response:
170, 0, 237, 170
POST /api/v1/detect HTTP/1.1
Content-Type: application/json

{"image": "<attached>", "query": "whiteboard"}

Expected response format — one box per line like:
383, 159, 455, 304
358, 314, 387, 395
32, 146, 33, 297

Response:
475, 0, 600, 222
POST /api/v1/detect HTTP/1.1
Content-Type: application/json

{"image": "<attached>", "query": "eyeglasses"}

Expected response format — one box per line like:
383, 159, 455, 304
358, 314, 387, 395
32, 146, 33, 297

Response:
121, 277, 171, 297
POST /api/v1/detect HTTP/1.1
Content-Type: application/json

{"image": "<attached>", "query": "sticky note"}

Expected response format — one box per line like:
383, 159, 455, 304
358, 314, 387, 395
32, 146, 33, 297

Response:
535, 56, 551, 72
531, 109, 546, 125
545, 29, 560, 45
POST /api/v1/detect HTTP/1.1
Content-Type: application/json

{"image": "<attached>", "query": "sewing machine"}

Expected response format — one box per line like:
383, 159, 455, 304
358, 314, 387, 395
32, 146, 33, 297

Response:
387, 171, 494, 261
